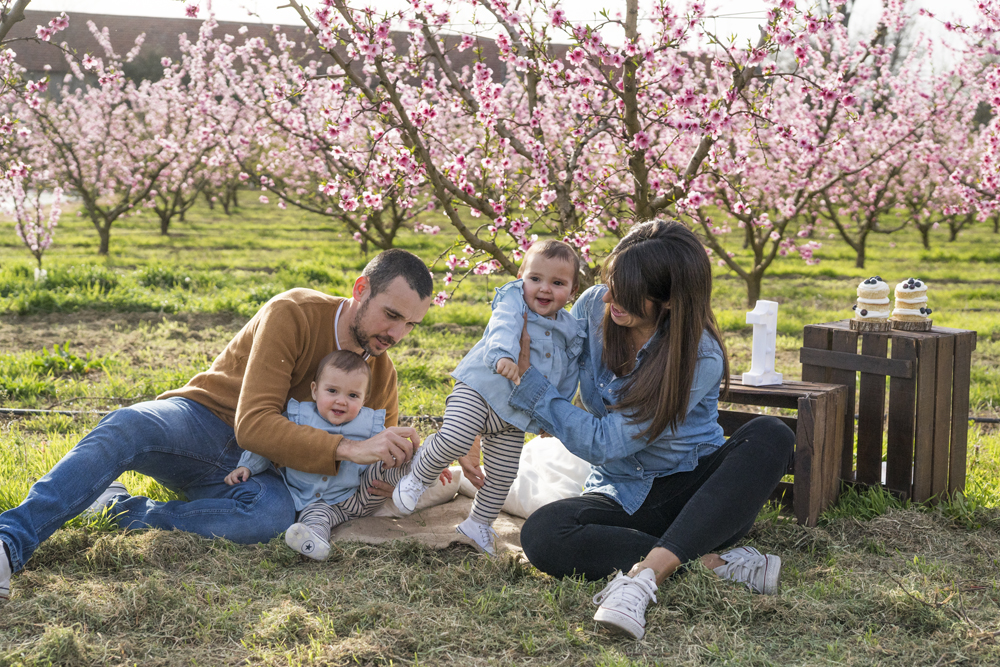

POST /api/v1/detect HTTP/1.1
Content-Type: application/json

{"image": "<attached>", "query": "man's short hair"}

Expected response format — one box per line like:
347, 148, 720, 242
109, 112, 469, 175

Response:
362, 249, 433, 300
315, 349, 372, 392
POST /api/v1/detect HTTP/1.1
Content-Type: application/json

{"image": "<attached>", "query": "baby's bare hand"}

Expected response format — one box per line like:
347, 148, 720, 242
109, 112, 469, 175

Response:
224, 467, 251, 486
496, 357, 521, 385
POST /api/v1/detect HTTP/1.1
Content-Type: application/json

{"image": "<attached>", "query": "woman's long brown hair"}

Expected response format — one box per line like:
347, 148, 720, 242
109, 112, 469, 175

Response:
602, 219, 730, 442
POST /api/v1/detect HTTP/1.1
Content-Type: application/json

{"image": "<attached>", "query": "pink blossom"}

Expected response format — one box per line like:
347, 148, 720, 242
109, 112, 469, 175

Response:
185, 4, 199, 18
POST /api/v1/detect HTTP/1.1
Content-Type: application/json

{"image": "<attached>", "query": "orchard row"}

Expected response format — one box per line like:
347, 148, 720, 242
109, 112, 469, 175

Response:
2, 0, 1000, 304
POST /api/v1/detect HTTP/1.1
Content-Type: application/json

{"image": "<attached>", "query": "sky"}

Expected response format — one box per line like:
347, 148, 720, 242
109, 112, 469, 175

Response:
21, 0, 980, 50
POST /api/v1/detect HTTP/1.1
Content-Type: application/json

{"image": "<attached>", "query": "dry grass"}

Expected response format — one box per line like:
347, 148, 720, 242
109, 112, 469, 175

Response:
1, 505, 999, 666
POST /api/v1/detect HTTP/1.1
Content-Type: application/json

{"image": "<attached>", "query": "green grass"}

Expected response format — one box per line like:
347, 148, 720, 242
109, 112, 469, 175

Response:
1, 200, 1000, 665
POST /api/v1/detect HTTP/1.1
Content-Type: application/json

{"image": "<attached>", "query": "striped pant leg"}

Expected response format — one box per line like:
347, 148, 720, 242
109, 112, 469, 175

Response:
470, 418, 526, 526
328, 461, 410, 524
296, 501, 338, 543
411, 383, 490, 486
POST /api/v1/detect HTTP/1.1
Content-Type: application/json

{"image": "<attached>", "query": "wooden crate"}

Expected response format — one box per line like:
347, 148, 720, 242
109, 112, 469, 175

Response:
799, 321, 976, 502
720, 376, 847, 527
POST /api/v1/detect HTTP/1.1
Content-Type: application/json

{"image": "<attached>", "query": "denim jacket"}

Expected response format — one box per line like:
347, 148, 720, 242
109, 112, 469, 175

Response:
508, 285, 725, 514
452, 279, 586, 432
237, 399, 385, 511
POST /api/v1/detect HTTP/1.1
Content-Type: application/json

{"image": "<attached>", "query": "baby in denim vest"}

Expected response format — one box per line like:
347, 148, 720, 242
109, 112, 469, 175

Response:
392, 240, 586, 554
225, 350, 398, 561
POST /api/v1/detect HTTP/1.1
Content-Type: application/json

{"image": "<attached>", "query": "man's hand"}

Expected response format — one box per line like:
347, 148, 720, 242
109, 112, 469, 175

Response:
517, 312, 532, 377
458, 436, 486, 490
225, 467, 251, 486
496, 357, 520, 385
338, 426, 420, 468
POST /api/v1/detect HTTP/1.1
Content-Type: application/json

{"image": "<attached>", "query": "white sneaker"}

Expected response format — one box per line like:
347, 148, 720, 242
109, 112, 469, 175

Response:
592, 568, 658, 640
81, 481, 130, 519
714, 546, 781, 595
284, 523, 331, 562
392, 449, 430, 515
1, 542, 11, 600
455, 516, 497, 556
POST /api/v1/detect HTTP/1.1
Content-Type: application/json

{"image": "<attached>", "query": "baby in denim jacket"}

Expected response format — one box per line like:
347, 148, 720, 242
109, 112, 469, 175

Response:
392, 240, 586, 554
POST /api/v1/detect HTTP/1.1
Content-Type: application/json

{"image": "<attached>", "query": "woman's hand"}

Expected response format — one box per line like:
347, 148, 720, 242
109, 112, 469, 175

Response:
458, 436, 485, 490
517, 312, 531, 377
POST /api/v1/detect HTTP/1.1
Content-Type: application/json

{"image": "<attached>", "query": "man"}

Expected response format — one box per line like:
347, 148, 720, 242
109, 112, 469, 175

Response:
0, 249, 434, 600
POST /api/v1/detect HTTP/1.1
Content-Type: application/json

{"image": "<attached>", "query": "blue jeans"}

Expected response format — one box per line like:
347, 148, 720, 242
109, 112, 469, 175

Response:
0, 398, 296, 573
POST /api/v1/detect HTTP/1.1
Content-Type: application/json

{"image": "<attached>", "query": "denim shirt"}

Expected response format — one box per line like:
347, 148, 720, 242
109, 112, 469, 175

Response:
452, 279, 586, 432
237, 399, 385, 511
508, 285, 725, 514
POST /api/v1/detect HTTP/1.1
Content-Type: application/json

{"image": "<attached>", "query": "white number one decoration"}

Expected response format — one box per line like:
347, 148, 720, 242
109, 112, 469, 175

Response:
742, 300, 783, 386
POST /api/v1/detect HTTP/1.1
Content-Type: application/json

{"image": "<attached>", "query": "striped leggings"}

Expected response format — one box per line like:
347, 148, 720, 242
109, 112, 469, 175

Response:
411, 382, 526, 526
296, 460, 408, 543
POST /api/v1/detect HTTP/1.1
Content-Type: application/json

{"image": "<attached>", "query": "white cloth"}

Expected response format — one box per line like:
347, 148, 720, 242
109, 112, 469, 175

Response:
459, 436, 590, 519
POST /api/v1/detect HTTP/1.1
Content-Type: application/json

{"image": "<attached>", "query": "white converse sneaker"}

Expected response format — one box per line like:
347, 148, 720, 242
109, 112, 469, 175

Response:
392, 448, 431, 515
1, 542, 11, 600
592, 568, 658, 640
81, 481, 130, 519
455, 516, 497, 556
714, 546, 781, 595
284, 523, 331, 562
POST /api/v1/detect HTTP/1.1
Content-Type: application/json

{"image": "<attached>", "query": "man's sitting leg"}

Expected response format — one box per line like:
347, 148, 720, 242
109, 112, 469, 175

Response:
0, 397, 295, 592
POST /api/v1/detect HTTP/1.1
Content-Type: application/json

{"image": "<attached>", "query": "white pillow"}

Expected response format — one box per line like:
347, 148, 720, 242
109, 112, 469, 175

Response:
459, 436, 590, 519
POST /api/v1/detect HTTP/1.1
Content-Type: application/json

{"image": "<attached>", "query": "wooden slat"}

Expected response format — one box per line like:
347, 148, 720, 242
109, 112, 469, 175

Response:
794, 396, 817, 526
801, 325, 832, 384
831, 329, 859, 482
799, 346, 912, 378
949, 331, 976, 495
912, 337, 938, 502
886, 336, 917, 498
931, 335, 954, 498
822, 386, 846, 511
855, 335, 889, 486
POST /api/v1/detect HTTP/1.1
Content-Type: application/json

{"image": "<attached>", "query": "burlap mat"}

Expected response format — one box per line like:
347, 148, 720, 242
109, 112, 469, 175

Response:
328, 495, 525, 553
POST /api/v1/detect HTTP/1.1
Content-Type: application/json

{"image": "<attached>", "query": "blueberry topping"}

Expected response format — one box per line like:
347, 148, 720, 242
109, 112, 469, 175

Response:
926, 308, 932, 314
915, 280, 922, 287
920, 307, 926, 314
875, 275, 882, 281
860, 309, 868, 316
853, 304, 858, 310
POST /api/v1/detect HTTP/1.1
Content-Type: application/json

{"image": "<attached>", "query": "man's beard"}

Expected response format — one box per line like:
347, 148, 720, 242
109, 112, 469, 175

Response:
350, 301, 396, 356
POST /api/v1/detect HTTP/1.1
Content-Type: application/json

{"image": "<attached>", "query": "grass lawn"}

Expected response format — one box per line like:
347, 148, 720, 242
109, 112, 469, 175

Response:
0, 201, 999, 665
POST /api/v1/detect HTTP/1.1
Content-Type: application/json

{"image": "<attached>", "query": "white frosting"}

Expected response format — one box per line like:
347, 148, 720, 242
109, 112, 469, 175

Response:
855, 310, 889, 319
895, 296, 927, 305
891, 308, 929, 317
857, 297, 889, 305
858, 279, 889, 291
895, 281, 928, 292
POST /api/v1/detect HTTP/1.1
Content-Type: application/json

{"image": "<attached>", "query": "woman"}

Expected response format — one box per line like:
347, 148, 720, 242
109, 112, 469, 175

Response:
508, 219, 795, 640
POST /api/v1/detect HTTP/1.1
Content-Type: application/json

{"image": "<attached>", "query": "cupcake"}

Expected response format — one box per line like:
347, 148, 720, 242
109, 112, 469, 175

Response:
891, 278, 931, 322
852, 275, 891, 322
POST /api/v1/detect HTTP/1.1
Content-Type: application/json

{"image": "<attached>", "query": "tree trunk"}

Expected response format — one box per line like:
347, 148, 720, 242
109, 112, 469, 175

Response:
920, 227, 930, 250
854, 235, 867, 269
744, 272, 762, 307
160, 213, 171, 235
98, 226, 111, 255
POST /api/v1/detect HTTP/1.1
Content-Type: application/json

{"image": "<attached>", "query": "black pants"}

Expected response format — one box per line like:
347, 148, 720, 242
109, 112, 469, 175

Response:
520, 416, 795, 581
